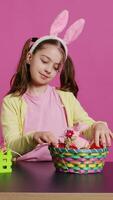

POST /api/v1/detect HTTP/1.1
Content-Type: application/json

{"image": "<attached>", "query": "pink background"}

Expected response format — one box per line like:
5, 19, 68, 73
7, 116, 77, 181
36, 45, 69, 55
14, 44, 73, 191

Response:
0, 0, 113, 161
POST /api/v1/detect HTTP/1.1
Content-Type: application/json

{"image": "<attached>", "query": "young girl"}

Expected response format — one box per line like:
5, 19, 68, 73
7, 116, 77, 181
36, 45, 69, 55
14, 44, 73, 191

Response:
0, 10, 113, 161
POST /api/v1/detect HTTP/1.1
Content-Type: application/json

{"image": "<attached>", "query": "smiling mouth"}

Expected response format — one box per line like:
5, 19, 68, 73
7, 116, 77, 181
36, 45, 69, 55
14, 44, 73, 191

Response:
40, 73, 49, 79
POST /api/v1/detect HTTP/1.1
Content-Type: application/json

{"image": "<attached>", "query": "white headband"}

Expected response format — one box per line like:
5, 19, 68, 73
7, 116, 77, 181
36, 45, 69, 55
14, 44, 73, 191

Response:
29, 35, 68, 59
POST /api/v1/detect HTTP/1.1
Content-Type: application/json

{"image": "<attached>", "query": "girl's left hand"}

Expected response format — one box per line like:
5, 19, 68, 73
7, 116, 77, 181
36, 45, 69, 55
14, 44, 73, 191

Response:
92, 122, 113, 147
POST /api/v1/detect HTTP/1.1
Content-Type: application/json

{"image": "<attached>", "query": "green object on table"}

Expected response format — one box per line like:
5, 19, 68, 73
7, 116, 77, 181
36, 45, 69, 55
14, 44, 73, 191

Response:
0, 149, 12, 173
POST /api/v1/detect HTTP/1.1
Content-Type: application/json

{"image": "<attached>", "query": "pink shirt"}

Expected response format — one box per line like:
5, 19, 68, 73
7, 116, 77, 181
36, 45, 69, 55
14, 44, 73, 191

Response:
17, 85, 68, 161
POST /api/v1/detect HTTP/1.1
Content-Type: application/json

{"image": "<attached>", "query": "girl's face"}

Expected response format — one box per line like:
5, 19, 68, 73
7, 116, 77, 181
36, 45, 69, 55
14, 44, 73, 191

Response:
27, 44, 64, 86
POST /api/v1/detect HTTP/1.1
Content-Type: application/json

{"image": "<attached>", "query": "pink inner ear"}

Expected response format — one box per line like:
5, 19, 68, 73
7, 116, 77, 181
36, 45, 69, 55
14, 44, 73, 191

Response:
63, 18, 85, 44
50, 10, 69, 36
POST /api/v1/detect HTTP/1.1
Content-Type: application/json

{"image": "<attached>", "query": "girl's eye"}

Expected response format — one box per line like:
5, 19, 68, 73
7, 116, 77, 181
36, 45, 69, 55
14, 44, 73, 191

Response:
54, 64, 61, 71
41, 59, 59, 71
41, 60, 48, 64
54, 68, 59, 71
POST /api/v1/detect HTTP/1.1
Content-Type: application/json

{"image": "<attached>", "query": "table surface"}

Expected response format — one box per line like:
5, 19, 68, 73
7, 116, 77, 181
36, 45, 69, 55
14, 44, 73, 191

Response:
0, 161, 113, 193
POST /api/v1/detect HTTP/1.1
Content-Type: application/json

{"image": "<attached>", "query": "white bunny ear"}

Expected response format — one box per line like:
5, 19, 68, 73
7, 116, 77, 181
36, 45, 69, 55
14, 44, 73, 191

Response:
63, 18, 85, 45
50, 10, 69, 36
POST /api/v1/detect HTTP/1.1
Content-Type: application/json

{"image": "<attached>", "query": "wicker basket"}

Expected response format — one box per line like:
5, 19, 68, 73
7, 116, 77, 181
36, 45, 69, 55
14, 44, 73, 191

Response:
48, 145, 109, 174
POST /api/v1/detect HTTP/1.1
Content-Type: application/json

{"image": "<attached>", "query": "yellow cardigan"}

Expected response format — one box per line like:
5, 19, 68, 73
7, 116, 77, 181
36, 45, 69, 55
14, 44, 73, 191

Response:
0, 89, 98, 157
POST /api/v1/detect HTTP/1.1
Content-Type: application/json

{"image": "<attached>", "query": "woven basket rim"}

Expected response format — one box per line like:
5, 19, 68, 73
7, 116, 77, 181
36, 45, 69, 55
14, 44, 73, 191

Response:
48, 145, 109, 153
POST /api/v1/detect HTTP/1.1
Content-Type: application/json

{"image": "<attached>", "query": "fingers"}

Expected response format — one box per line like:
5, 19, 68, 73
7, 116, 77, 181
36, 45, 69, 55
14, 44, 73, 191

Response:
42, 135, 57, 146
48, 135, 58, 147
36, 135, 50, 145
40, 135, 50, 143
94, 130, 113, 147
37, 138, 44, 144
36, 132, 58, 147
95, 131, 100, 146
105, 132, 111, 146
100, 132, 107, 147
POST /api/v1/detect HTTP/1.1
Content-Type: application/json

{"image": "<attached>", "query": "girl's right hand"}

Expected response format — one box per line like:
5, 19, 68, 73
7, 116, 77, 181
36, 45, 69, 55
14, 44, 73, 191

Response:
33, 131, 58, 147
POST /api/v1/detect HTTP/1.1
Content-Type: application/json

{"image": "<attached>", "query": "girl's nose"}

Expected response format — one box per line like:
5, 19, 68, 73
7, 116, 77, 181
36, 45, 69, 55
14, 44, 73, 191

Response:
44, 66, 52, 74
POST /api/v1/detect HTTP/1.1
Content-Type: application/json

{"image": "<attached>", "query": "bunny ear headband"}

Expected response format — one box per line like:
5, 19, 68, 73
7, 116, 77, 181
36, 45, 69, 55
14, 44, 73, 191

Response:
29, 10, 85, 60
